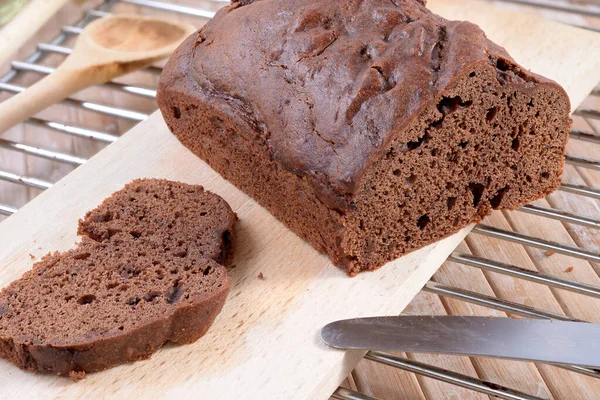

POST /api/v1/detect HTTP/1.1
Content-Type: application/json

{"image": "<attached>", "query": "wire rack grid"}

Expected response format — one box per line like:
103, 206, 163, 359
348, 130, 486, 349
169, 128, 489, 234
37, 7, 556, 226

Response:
0, 0, 599, 399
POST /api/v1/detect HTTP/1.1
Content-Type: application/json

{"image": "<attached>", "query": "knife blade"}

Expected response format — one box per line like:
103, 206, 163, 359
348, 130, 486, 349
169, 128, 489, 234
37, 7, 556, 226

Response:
321, 316, 600, 368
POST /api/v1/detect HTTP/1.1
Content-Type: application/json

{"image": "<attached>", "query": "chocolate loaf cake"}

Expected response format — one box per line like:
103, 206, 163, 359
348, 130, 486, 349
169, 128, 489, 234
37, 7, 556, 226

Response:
157, 0, 571, 275
0, 179, 236, 378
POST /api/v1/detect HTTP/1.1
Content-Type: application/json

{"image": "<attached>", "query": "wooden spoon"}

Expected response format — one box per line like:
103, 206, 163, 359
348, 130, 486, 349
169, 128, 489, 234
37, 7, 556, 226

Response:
0, 14, 195, 133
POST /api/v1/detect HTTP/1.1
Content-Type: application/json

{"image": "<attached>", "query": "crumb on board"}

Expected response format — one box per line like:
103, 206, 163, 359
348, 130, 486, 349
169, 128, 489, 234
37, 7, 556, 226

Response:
68, 370, 86, 382
257, 272, 265, 280
565, 266, 574, 273
545, 250, 555, 257
29, 254, 35, 260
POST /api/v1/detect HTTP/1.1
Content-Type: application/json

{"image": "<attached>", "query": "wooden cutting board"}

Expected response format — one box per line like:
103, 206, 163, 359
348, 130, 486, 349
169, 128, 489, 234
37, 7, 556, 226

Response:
1, 1, 599, 399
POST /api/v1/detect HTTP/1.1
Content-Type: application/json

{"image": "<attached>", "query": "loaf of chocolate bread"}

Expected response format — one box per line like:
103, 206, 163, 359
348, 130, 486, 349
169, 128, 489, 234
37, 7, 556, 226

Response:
157, 0, 571, 275
0, 179, 236, 378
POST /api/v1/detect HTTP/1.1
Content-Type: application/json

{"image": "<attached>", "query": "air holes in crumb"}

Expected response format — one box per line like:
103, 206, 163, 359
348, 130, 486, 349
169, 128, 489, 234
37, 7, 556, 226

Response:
130, 231, 141, 239
127, 296, 141, 306
407, 133, 429, 150
144, 292, 160, 302
490, 186, 508, 209
469, 72, 476, 77
541, 172, 549, 179
167, 281, 184, 304
73, 252, 91, 261
468, 183, 485, 207
496, 58, 510, 71
458, 141, 468, 148
173, 106, 181, 119
393, 169, 401, 176
437, 96, 472, 116
486, 107, 498, 122
430, 148, 438, 157
406, 174, 416, 185
106, 282, 118, 290
511, 136, 520, 151
77, 295, 96, 305
447, 197, 457, 210
417, 215, 430, 230
199, 212, 207, 216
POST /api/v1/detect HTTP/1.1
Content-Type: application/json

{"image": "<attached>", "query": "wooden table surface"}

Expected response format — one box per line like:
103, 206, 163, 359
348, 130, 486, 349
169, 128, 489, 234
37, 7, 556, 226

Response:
0, 1, 599, 399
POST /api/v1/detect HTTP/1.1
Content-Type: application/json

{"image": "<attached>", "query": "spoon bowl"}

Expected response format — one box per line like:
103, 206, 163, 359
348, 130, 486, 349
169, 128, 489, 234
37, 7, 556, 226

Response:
86, 15, 190, 54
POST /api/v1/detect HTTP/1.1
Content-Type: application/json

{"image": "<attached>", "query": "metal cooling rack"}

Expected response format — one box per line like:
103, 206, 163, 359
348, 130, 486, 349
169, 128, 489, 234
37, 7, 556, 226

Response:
0, 0, 599, 399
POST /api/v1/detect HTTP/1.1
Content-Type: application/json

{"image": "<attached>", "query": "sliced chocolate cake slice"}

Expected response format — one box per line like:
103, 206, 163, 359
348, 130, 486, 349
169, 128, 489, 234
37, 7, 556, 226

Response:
0, 179, 236, 378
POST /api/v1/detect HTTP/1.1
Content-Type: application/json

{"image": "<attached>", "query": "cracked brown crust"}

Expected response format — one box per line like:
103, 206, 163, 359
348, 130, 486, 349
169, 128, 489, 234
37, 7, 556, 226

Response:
161, 0, 519, 204
158, 0, 571, 274
0, 179, 236, 377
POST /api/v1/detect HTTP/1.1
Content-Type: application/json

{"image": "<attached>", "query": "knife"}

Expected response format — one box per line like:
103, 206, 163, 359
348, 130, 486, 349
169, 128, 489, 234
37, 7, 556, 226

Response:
321, 316, 600, 368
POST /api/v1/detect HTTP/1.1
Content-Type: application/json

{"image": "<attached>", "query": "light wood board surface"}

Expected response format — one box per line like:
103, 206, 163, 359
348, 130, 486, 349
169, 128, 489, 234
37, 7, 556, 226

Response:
0, 1, 599, 399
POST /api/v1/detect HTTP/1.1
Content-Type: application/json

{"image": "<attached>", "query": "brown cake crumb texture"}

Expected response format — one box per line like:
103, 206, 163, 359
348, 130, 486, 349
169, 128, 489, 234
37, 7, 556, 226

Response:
0, 179, 236, 378
157, 0, 571, 275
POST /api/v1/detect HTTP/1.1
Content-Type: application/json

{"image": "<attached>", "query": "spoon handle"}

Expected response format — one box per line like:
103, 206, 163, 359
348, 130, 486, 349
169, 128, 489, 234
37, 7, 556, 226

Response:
0, 66, 95, 134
